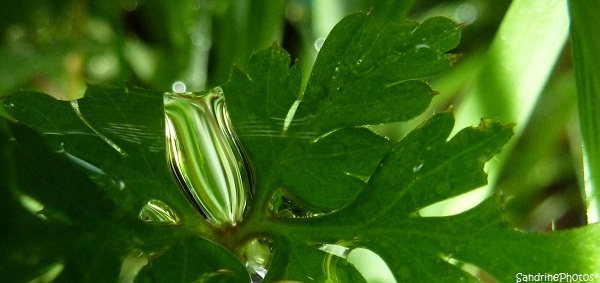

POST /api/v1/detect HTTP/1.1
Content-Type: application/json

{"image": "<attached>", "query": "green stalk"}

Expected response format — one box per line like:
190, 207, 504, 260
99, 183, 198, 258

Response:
568, 0, 600, 223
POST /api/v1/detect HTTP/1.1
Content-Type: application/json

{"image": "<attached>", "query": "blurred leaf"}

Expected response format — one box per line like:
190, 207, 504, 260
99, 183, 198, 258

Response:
568, 0, 600, 222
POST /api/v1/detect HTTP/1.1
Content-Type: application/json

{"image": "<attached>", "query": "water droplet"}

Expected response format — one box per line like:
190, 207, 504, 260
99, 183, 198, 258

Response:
138, 199, 180, 225
236, 238, 274, 283
314, 37, 325, 51
455, 3, 477, 24
334, 66, 339, 72
122, 0, 138, 11
416, 43, 430, 50
172, 81, 187, 93
412, 163, 423, 173
268, 189, 324, 218
191, 32, 205, 46
165, 87, 253, 227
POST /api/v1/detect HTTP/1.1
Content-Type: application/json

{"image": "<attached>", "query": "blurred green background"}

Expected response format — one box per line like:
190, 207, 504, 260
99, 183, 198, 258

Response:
0, 0, 586, 242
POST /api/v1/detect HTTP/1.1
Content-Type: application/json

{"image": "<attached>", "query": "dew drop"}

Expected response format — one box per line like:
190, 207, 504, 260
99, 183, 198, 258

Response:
171, 81, 187, 93
455, 3, 477, 25
412, 163, 423, 173
416, 43, 430, 50
314, 37, 325, 51
138, 199, 180, 225
164, 87, 253, 227
236, 238, 274, 283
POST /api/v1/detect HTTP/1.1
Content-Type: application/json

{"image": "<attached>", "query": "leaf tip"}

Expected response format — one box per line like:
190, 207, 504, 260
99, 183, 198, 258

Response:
368, 6, 374, 16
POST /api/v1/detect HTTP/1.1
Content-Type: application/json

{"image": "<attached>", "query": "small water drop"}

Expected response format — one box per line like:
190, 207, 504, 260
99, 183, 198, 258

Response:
165, 87, 253, 227
412, 163, 423, 173
268, 189, 324, 218
236, 238, 274, 283
416, 43, 430, 50
172, 81, 187, 93
314, 37, 325, 51
138, 199, 180, 225
455, 3, 477, 24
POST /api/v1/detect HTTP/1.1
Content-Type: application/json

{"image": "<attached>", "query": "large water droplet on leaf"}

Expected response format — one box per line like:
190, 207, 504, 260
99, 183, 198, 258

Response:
236, 238, 274, 283
138, 199, 179, 225
268, 189, 324, 218
164, 87, 253, 227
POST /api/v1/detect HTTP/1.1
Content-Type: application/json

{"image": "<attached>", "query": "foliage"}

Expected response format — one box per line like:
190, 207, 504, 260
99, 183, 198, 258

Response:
2, 10, 600, 282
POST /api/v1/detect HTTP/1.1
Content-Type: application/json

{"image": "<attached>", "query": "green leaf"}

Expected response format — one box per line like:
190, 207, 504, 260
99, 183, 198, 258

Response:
569, 0, 600, 222
3, 11, 600, 283
1, 88, 246, 282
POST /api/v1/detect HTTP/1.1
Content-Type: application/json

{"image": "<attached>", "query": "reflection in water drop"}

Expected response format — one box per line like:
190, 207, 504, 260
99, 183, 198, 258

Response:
442, 254, 499, 283
164, 87, 253, 227
138, 199, 180, 225
268, 189, 324, 218
236, 238, 274, 283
